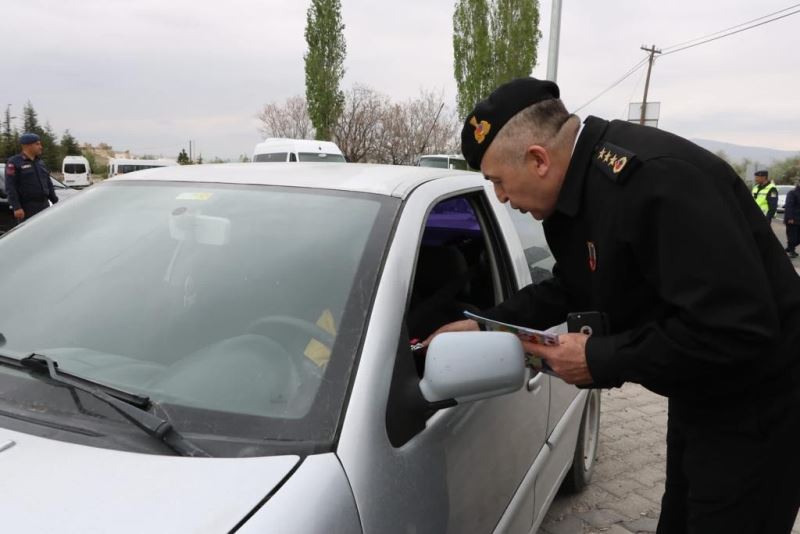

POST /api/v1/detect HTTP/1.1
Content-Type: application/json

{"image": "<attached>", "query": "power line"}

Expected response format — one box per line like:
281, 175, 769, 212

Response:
662, 2, 800, 52
573, 57, 649, 113
661, 7, 800, 57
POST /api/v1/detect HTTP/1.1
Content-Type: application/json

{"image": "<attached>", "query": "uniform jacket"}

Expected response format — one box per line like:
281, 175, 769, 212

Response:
4, 153, 58, 211
784, 185, 800, 223
752, 180, 778, 219
487, 116, 800, 401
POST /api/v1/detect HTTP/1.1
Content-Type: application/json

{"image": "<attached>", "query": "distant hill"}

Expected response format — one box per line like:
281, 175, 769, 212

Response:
692, 138, 799, 167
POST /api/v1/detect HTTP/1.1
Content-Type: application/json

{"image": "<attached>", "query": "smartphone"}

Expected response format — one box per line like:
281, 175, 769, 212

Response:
566, 311, 609, 337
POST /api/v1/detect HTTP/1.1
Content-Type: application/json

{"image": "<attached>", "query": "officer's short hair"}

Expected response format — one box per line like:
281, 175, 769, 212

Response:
493, 99, 572, 163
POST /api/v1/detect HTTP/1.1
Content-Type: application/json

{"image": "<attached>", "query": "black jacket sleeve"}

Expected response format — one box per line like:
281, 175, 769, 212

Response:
4, 161, 21, 211
586, 158, 780, 394
482, 263, 572, 330
766, 185, 778, 220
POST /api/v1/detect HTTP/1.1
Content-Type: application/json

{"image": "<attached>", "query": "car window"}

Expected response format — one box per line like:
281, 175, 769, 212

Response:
0, 181, 399, 452
505, 205, 554, 283
297, 152, 346, 162
64, 163, 87, 173
406, 194, 512, 344
253, 152, 288, 162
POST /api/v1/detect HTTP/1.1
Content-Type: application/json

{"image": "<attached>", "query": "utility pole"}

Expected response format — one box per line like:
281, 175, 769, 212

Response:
546, 0, 564, 82
639, 44, 661, 125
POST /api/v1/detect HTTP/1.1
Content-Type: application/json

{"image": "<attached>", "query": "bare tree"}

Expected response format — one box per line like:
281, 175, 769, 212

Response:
256, 96, 313, 139
333, 85, 388, 162
379, 90, 460, 165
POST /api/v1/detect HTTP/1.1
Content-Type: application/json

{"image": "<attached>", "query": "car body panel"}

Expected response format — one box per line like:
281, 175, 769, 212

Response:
0, 163, 593, 533
0, 428, 298, 533
236, 453, 362, 534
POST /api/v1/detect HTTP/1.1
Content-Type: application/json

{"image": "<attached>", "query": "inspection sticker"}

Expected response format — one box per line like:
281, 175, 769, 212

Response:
176, 192, 213, 201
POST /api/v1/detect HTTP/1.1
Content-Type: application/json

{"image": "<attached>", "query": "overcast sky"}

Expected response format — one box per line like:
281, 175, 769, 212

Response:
6, 0, 800, 160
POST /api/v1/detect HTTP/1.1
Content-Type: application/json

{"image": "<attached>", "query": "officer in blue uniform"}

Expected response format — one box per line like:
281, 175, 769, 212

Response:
431, 77, 800, 533
4, 132, 58, 223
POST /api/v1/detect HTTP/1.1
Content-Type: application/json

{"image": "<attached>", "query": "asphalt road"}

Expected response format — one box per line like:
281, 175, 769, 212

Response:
541, 219, 800, 534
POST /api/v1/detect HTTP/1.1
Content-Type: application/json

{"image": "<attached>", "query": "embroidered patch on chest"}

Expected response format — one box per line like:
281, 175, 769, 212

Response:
587, 241, 597, 272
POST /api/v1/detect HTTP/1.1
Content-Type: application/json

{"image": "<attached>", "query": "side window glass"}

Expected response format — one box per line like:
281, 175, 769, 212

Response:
406, 194, 511, 344
289, 153, 297, 162
505, 205, 554, 284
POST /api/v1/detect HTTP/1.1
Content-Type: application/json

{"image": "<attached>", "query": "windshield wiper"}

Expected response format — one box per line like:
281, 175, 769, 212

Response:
8, 353, 210, 458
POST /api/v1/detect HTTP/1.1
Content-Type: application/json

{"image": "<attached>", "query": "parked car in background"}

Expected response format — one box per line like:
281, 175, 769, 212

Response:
107, 158, 177, 178
0, 167, 79, 233
252, 138, 346, 163
777, 184, 793, 213
417, 154, 476, 171
0, 163, 600, 533
62, 155, 92, 188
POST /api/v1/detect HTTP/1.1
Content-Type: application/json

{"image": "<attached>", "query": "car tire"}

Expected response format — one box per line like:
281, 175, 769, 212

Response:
562, 388, 601, 493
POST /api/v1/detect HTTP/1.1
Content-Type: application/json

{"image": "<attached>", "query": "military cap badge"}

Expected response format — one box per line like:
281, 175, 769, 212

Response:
470, 116, 491, 144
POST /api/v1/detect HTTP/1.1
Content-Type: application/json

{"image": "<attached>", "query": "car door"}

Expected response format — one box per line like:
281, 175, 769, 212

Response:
337, 176, 550, 534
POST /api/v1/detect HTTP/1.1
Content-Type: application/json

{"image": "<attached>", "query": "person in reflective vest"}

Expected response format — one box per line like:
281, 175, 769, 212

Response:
752, 169, 778, 220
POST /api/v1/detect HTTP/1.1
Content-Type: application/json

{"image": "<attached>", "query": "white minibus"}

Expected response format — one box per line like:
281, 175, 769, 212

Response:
252, 138, 346, 163
108, 158, 178, 178
62, 155, 92, 187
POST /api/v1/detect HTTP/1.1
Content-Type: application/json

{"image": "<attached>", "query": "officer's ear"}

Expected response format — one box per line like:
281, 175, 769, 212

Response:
524, 144, 551, 178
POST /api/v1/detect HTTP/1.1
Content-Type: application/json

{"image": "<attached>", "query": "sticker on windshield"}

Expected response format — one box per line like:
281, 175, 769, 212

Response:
176, 192, 212, 201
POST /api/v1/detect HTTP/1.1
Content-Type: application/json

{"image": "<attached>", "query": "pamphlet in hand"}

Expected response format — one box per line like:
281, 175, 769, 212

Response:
463, 310, 561, 376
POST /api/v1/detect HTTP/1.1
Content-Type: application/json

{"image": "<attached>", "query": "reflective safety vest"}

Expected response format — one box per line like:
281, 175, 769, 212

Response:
752, 181, 777, 215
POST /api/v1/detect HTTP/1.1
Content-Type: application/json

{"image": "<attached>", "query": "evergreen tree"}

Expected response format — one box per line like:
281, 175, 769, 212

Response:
40, 123, 61, 170
22, 101, 40, 134
0, 105, 17, 161
453, 0, 542, 117
61, 130, 82, 156
304, 0, 346, 141
177, 149, 191, 165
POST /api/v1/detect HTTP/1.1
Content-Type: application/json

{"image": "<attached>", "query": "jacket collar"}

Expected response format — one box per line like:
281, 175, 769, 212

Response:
554, 116, 609, 217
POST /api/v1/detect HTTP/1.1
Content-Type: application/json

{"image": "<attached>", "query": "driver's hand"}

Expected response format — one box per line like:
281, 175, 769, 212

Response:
422, 319, 479, 347
13, 209, 24, 220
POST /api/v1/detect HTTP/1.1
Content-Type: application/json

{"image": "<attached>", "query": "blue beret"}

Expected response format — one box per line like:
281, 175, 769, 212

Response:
461, 77, 560, 170
20, 132, 40, 145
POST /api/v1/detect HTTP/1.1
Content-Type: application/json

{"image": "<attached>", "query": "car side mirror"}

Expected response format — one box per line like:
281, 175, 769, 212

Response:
420, 331, 525, 406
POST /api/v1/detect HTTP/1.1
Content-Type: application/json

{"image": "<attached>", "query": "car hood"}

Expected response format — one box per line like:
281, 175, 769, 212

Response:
0, 428, 300, 533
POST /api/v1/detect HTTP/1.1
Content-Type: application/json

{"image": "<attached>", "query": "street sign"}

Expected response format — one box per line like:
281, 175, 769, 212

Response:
628, 102, 660, 128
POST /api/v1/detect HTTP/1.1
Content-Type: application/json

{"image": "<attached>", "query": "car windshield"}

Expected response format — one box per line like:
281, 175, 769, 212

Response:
0, 180, 397, 454
297, 152, 346, 162
418, 157, 448, 169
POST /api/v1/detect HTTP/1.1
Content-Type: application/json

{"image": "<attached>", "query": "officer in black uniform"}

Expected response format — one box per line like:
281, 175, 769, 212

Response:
4, 132, 58, 223
430, 78, 800, 533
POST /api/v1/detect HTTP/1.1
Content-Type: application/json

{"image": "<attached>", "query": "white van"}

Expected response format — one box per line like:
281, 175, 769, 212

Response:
417, 154, 474, 171
108, 158, 178, 178
252, 138, 346, 163
62, 155, 92, 187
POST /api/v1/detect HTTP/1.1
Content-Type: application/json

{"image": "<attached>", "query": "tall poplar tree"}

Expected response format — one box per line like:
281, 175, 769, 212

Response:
304, 0, 346, 141
453, 0, 493, 117
453, 0, 541, 117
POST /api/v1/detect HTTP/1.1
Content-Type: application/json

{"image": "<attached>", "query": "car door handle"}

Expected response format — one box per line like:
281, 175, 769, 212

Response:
527, 371, 545, 393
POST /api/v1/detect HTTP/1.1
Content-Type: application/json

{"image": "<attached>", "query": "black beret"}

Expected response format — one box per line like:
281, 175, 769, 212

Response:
19, 132, 40, 145
461, 77, 560, 170
754, 170, 768, 177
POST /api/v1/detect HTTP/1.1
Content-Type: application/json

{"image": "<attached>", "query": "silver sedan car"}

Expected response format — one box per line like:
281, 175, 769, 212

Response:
0, 163, 600, 533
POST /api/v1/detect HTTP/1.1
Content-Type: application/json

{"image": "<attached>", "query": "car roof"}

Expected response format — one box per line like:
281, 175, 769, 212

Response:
110, 162, 480, 198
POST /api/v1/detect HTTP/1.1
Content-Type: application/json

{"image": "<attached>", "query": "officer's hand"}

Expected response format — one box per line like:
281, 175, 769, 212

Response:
422, 319, 479, 347
524, 333, 593, 386
13, 209, 24, 220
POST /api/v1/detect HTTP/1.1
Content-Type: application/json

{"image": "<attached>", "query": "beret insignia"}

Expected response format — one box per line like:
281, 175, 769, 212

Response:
470, 116, 491, 144
593, 142, 637, 184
